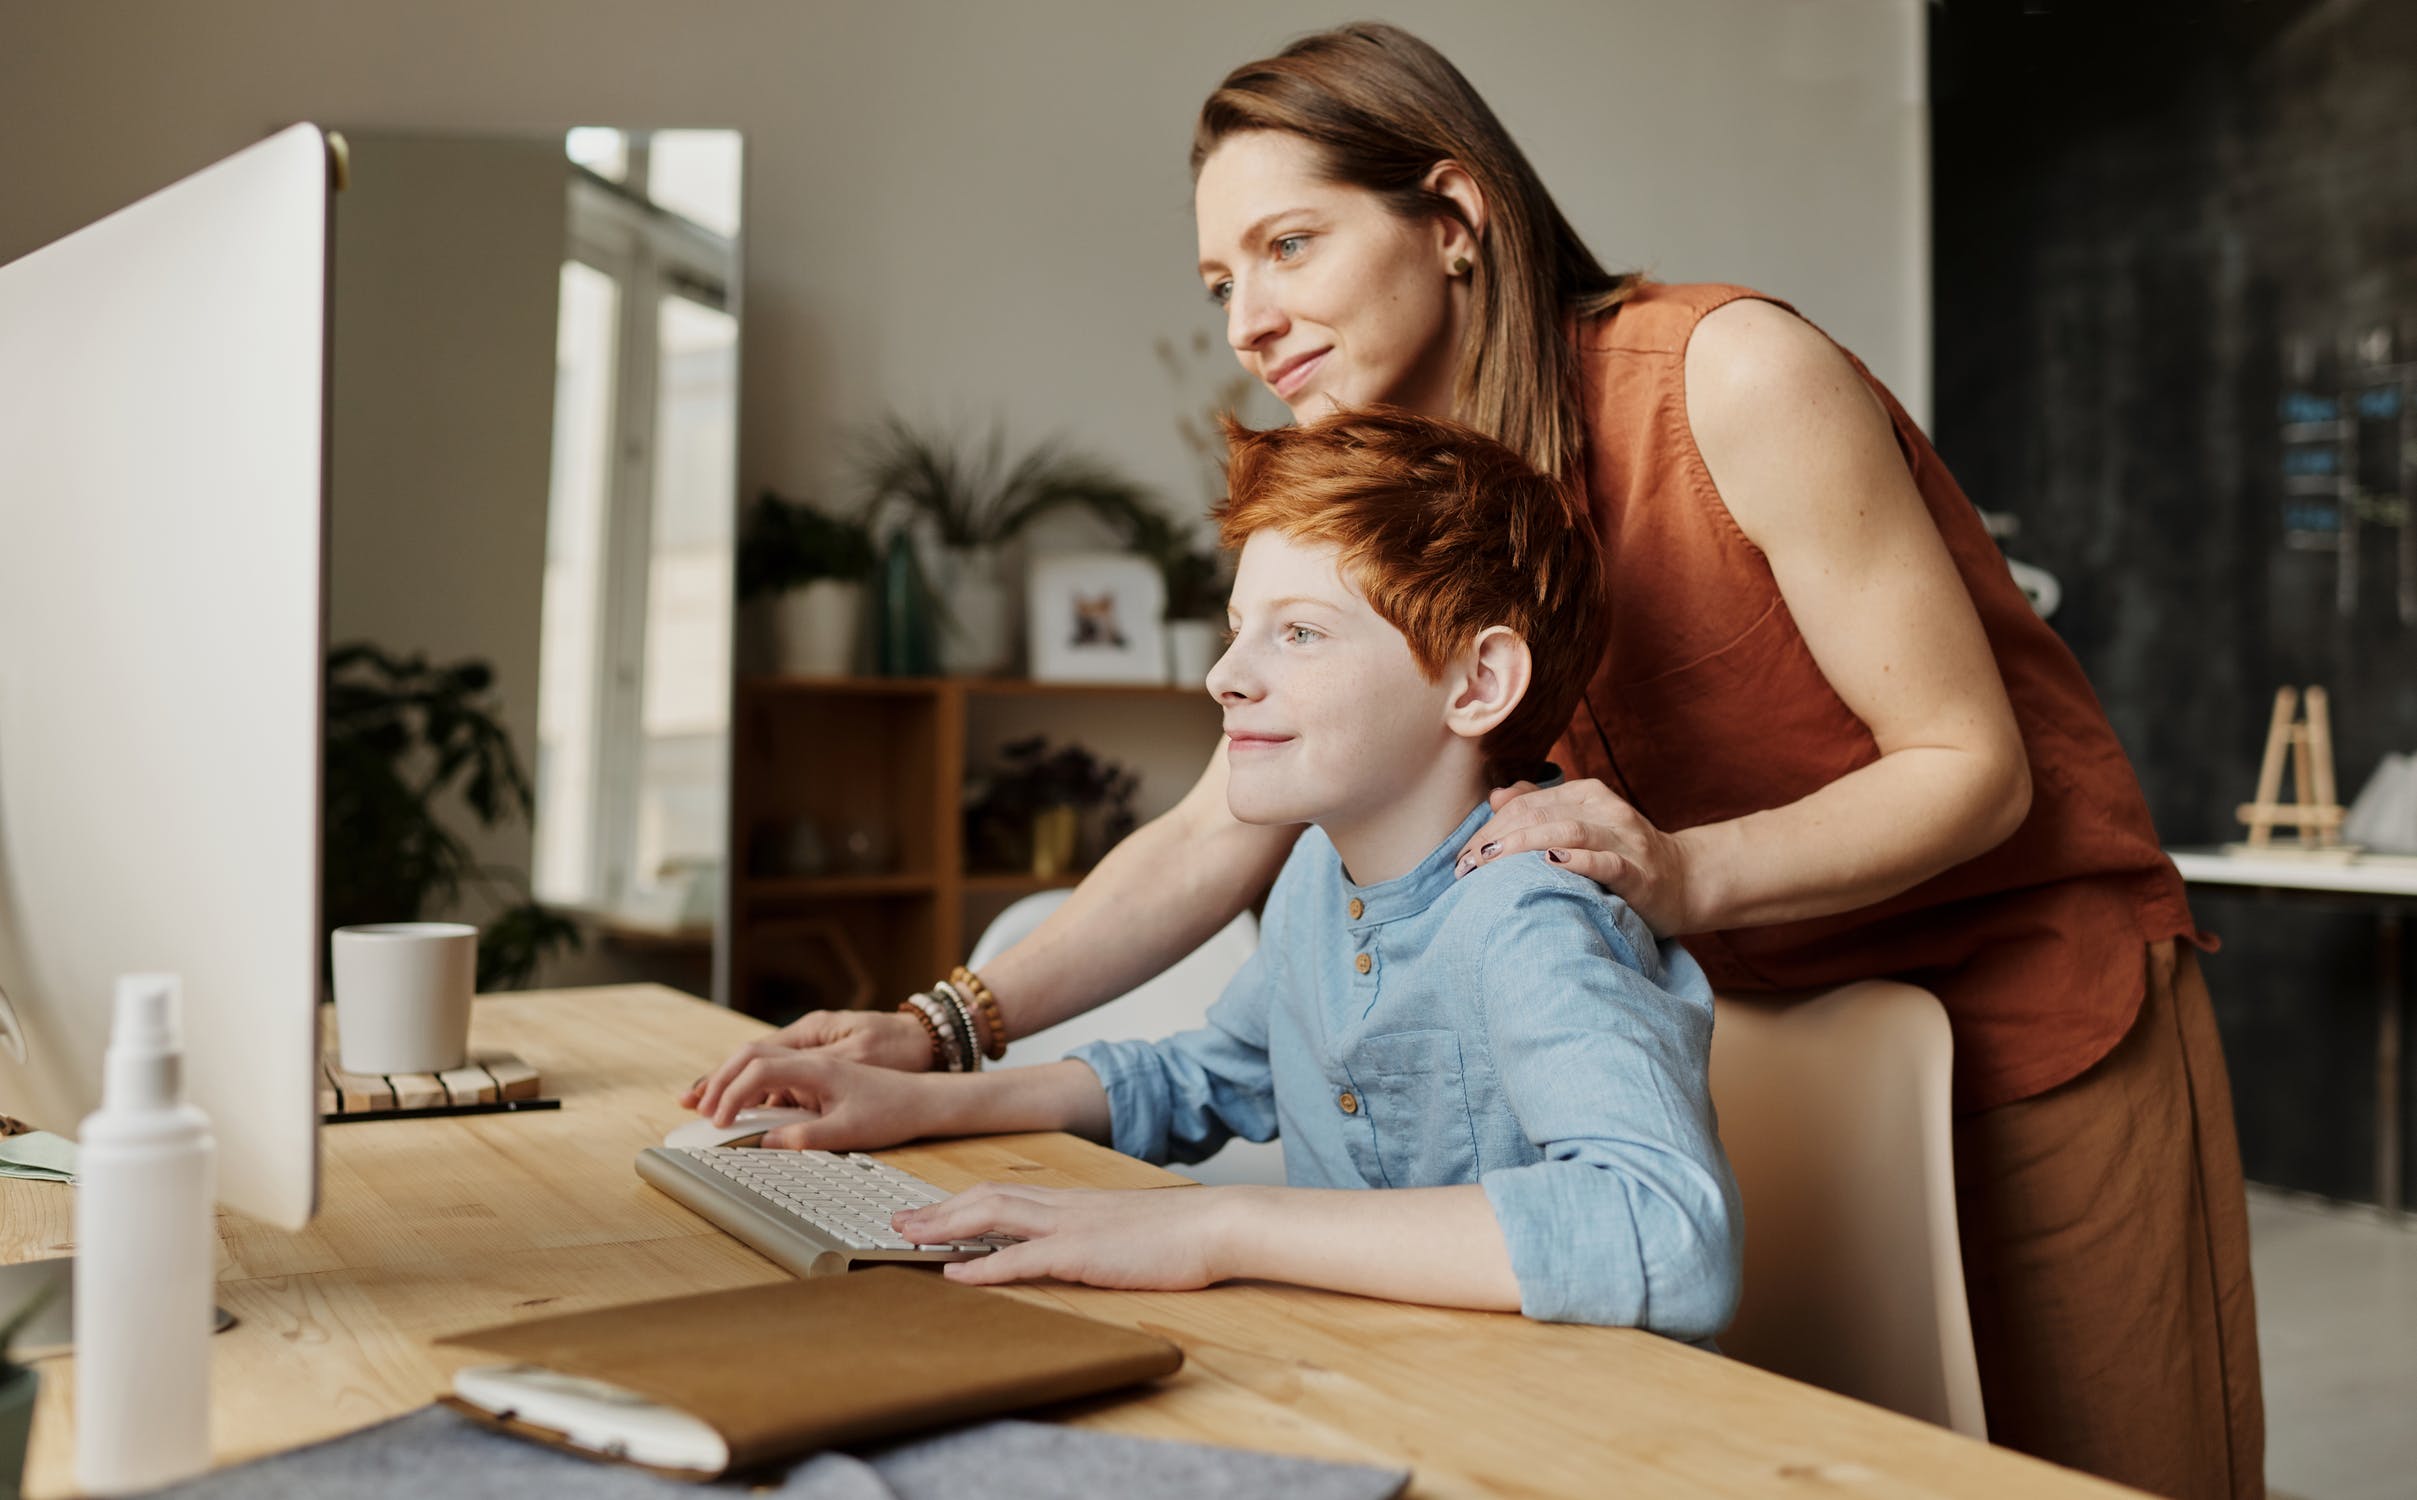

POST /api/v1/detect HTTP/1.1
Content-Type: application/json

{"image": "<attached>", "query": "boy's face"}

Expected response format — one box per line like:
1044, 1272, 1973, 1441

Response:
1207, 530, 1458, 829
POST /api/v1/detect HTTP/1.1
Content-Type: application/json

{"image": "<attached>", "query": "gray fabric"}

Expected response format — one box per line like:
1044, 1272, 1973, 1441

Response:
130, 1405, 1412, 1499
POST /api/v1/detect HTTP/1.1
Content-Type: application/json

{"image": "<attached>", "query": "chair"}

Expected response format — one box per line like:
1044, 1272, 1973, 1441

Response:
1708, 981, 1987, 1439
968, 891, 1288, 1186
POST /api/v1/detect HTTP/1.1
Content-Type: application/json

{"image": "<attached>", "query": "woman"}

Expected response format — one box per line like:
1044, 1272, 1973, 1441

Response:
690, 25, 2260, 1498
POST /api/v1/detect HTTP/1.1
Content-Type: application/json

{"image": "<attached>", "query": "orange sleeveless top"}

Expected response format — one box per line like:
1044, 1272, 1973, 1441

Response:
1558, 282, 2199, 1112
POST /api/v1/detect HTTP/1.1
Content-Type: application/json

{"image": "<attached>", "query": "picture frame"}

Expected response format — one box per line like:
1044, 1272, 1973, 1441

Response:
1025, 551, 1166, 684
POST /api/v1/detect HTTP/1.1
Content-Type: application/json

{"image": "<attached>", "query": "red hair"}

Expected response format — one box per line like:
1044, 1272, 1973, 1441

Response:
1214, 408, 1604, 781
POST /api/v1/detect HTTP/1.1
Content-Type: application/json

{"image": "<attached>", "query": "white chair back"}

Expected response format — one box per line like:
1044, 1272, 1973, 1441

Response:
970, 891, 1287, 1186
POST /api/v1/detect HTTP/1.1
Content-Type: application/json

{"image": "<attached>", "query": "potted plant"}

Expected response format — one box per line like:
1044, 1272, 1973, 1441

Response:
738, 490, 877, 677
963, 736, 1139, 878
854, 417, 1152, 677
323, 643, 584, 992
0, 1280, 54, 1500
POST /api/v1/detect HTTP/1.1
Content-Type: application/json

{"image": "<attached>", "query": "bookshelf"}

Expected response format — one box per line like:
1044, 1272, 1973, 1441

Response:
730, 675, 1218, 1020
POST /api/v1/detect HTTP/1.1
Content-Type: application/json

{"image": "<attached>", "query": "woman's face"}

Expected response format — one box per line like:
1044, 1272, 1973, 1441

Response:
1195, 131, 1470, 422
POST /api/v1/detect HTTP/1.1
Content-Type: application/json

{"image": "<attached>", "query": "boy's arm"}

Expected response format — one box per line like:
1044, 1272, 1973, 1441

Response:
1471, 875, 1743, 1340
1213, 1184, 1521, 1308
902, 1178, 1523, 1306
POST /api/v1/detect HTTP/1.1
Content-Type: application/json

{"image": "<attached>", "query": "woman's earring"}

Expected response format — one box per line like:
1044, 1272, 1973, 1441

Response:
1452, 256, 1473, 277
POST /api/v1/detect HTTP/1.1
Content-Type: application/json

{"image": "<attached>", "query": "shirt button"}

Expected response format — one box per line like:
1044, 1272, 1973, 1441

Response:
1354, 952, 1373, 975
1338, 1091, 1359, 1115
1348, 897, 1365, 920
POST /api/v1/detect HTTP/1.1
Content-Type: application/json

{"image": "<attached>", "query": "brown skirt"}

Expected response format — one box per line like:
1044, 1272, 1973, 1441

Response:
1952, 940, 2265, 1499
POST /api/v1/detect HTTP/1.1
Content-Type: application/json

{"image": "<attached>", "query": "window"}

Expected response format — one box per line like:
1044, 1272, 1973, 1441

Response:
532, 130, 741, 920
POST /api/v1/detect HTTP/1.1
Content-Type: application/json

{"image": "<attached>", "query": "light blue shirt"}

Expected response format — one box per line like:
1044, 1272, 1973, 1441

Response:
1068, 797, 1743, 1341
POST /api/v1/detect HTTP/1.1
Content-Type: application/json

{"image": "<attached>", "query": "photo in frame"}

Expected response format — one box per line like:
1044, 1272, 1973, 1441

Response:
1025, 552, 1166, 684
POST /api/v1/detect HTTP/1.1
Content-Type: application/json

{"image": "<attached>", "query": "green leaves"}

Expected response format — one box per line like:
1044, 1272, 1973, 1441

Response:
850, 416, 1229, 618
321, 644, 580, 991
852, 416, 1154, 550
738, 491, 877, 599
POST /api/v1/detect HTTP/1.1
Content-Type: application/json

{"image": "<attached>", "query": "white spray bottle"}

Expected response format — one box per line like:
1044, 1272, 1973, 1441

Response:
74, 973, 215, 1493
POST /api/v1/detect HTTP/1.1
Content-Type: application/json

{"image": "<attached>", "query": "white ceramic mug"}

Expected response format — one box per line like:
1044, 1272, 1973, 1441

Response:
331, 923, 476, 1074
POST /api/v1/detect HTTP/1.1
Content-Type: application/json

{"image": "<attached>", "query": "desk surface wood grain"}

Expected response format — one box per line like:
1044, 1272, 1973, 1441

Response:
2, 984, 2131, 1499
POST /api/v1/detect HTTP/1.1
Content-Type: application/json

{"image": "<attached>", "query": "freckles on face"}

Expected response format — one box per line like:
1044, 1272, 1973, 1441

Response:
1215, 532, 1454, 827
1194, 132, 1462, 421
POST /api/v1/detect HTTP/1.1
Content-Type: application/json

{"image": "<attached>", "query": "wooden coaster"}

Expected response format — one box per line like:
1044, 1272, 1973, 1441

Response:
318, 1049, 545, 1118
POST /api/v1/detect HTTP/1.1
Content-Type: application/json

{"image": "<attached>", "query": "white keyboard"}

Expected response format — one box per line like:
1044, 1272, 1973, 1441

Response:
635, 1146, 1016, 1279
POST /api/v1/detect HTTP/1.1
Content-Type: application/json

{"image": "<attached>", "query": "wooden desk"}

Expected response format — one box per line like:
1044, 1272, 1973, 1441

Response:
2170, 846, 2417, 1211
2, 985, 2129, 1498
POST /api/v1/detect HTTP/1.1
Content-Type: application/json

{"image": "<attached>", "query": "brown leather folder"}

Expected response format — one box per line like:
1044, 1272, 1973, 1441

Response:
433, 1267, 1184, 1480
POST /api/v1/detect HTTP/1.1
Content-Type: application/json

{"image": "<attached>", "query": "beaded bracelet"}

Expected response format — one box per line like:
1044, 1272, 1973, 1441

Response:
895, 997, 946, 1070
931, 979, 981, 1058
949, 966, 1009, 1061
932, 985, 982, 1074
901, 990, 964, 1072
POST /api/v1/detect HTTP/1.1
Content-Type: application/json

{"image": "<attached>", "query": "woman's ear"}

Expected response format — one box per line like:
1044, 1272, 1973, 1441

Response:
1422, 160, 1488, 267
1445, 626, 1530, 742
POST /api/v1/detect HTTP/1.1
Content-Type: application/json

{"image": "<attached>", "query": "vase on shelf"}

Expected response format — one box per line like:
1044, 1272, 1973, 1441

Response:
768, 581, 865, 677
934, 545, 1014, 677
1029, 804, 1080, 878
875, 531, 940, 678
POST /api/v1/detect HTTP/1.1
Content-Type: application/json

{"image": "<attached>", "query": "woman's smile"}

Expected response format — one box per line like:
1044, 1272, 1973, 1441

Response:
1267, 346, 1331, 400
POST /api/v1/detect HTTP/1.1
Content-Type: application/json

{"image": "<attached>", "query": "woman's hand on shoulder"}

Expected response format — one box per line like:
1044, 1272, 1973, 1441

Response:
1454, 778, 1702, 936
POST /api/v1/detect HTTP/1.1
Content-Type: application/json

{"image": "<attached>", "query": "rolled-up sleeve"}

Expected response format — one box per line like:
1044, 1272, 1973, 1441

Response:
1474, 880, 1742, 1341
1065, 947, 1280, 1167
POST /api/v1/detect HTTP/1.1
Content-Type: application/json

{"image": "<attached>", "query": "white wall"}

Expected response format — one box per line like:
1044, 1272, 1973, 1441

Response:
327, 133, 565, 894
0, 0, 1930, 519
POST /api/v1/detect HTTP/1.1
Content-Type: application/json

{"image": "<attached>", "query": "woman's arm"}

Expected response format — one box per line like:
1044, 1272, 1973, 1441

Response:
1462, 299, 2031, 935
681, 742, 1300, 1098
979, 739, 1301, 1040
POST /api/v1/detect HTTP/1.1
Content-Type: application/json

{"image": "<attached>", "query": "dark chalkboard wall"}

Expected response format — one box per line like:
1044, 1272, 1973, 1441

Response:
1931, 1, 2416, 1204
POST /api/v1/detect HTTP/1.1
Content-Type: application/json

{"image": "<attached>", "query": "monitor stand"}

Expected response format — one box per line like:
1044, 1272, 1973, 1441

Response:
0, 1258, 235, 1359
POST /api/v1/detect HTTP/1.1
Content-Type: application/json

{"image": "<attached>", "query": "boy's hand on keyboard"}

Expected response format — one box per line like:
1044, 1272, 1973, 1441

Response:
691, 1049, 941, 1151
678, 1011, 932, 1110
893, 1183, 1237, 1292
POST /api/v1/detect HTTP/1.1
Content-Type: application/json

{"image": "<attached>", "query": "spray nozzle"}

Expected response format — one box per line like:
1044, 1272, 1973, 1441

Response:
111, 974, 182, 1055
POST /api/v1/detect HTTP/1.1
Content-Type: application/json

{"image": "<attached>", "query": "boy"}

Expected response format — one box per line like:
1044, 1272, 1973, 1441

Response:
699, 410, 1740, 1340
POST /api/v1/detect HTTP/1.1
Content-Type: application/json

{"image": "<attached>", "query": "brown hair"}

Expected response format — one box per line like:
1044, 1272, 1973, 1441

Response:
1215, 408, 1605, 782
1194, 22, 1641, 484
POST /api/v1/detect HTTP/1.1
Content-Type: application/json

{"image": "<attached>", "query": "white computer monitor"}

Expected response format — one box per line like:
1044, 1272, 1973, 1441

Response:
0, 123, 334, 1231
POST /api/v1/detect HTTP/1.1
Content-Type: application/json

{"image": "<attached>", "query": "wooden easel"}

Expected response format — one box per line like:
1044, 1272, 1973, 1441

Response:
2233, 685, 2348, 853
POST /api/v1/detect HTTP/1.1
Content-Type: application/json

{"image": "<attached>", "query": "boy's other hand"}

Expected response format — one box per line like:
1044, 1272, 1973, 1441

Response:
688, 1048, 942, 1153
1454, 777, 1700, 936
679, 1009, 932, 1111
896, 1183, 1245, 1291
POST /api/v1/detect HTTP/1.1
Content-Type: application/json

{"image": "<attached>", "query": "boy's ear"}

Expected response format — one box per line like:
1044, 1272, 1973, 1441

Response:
1444, 626, 1531, 742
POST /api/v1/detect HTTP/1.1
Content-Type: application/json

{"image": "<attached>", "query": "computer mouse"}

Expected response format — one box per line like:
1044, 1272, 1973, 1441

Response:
661, 1107, 823, 1150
